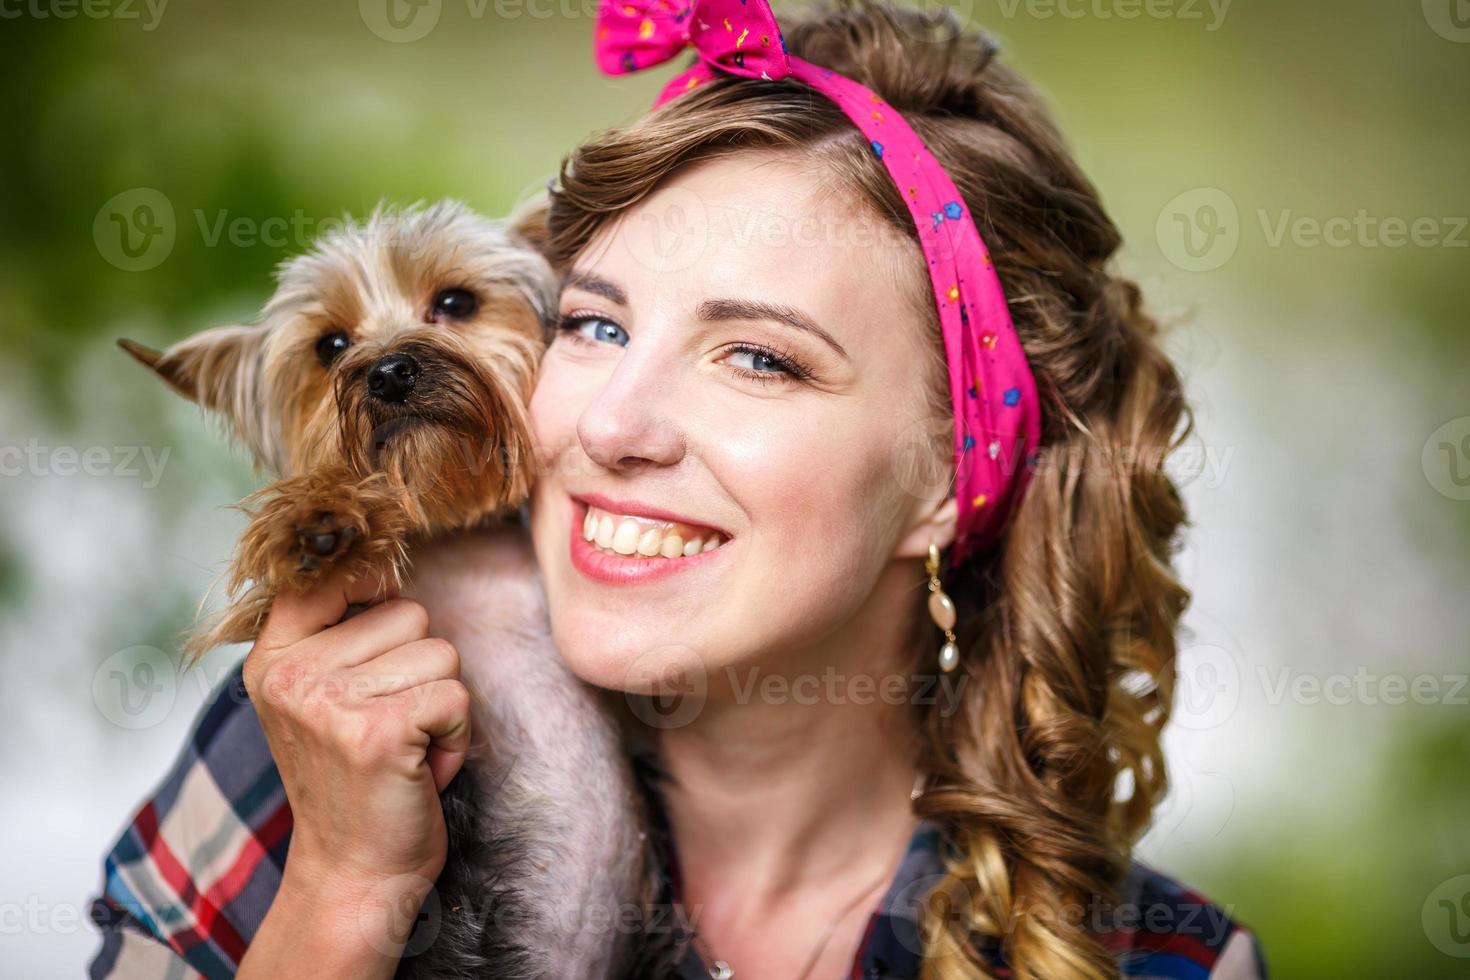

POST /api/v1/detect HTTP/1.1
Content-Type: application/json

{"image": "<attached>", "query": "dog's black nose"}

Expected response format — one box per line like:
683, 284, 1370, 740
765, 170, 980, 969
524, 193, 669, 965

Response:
368, 353, 420, 403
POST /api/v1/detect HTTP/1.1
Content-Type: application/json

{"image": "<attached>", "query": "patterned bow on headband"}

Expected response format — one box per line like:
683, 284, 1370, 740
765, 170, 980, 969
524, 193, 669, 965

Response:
593, 0, 1043, 567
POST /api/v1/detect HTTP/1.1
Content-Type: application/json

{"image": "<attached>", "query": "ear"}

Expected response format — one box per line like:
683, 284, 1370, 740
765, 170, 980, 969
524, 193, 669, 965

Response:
506, 188, 554, 262
118, 325, 264, 418
892, 491, 958, 562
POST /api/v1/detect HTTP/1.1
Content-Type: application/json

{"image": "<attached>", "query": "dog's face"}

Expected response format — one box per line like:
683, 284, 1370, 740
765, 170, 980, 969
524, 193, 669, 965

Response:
122, 200, 555, 529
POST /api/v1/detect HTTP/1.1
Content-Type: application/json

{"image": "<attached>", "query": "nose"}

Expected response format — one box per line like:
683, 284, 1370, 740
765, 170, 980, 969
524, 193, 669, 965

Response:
368, 353, 420, 403
575, 345, 685, 473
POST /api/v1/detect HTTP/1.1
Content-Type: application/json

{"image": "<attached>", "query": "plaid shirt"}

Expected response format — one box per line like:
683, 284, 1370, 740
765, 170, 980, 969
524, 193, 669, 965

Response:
89, 663, 1268, 979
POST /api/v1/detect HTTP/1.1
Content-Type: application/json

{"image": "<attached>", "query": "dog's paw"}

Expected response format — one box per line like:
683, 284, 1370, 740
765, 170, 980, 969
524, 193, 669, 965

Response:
233, 470, 410, 595
294, 509, 364, 573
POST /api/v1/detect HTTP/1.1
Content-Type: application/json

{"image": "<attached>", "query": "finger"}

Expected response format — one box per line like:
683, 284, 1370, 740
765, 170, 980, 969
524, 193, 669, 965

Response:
259, 565, 400, 651
350, 638, 459, 696
407, 679, 472, 793
315, 598, 432, 670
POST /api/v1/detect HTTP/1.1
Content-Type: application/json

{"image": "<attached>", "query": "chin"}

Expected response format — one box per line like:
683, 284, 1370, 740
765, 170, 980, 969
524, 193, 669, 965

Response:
549, 612, 711, 696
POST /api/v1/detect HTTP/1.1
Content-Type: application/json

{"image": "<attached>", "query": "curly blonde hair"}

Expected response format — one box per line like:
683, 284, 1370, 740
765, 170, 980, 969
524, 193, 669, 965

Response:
544, 3, 1193, 976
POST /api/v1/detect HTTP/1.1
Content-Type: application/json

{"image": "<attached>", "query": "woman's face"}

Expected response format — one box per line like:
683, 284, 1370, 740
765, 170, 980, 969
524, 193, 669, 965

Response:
527, 151, 954, 697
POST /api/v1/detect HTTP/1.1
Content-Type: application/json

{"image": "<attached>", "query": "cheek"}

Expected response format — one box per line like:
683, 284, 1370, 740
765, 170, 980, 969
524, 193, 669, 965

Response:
724, 407, 909, 596
528, 355, 583, 461
787, 412, 903, 525
527, 359, 579, 556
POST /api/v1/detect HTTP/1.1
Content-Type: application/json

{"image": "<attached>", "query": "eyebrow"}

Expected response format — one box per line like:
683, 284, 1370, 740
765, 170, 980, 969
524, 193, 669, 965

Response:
561, 270, 627, 306
697, 298, 851, 361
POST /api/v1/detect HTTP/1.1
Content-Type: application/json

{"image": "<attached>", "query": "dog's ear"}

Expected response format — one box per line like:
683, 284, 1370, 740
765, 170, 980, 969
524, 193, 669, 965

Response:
506, 190, 554, 263
118, 326, 264, 418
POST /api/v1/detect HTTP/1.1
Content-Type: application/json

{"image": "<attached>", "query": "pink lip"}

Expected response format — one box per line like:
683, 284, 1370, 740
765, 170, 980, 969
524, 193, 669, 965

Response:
567, 497, 728, 586
572, 492, 729, 537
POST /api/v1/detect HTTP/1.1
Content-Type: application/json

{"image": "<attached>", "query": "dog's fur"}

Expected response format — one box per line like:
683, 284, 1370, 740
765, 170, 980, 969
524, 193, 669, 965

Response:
121, 201, 685, 978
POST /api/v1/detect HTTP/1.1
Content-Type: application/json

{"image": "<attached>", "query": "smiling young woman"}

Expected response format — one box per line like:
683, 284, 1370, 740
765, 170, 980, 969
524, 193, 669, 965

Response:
520, 1, 1268, 977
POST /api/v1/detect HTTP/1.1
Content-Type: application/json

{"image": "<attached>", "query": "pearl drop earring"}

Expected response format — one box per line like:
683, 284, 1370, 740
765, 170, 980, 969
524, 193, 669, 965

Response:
925, 542, 960, 673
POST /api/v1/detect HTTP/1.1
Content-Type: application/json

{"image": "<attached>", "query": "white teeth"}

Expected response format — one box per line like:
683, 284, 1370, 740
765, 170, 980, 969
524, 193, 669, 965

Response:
612, 520, 640, 555
579, 504, 727, 560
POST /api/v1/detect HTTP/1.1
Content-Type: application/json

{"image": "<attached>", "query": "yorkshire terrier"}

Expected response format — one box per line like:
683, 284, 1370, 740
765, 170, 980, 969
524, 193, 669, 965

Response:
120, 200, 551, 659
120, 200, 684, 979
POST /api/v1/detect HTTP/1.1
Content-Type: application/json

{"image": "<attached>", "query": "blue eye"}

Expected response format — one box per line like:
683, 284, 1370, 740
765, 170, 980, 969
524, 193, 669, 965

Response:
725, 346, 790, 376
557, 313, 628, 347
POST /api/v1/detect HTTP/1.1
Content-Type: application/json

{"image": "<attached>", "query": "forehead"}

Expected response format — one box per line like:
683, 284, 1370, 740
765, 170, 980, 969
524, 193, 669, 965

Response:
580, 152, 926, 333
266, 207, 542, 327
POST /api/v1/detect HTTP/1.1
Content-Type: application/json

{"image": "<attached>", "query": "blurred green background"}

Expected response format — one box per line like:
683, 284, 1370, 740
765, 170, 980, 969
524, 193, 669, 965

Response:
1, 0, 1467, 976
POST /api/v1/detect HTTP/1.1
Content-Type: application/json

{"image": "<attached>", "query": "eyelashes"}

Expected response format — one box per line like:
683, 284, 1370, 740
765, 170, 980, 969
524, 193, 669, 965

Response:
554, 311, 816, 385
722, 342, 816, 384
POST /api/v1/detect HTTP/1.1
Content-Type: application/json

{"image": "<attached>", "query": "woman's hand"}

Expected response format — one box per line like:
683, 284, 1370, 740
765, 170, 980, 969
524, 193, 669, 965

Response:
237, 568, 471, 979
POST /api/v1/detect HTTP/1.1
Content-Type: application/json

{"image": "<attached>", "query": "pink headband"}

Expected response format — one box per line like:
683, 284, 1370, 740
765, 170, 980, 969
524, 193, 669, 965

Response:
594, 0, 1041, 566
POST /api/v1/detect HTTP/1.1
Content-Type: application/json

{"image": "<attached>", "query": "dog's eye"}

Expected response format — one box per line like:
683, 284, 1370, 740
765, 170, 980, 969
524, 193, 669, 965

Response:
430, 288, 479, 322
315, 331, 351, 366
